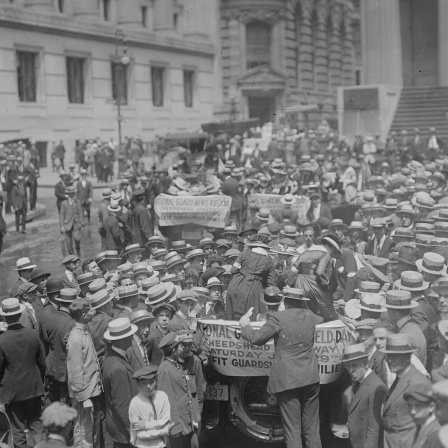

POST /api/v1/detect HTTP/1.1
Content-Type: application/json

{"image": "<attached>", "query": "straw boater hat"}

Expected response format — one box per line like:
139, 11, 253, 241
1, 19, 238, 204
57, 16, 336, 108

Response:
153, 248, 168, 261
280, 194, 297, 206
145, 235, 166, 249
414, 222, 435, 235
392, 228, 415, 243
394, 271, 429, 292
222, 226, 238, 237
384, 290, 419, 309
139, 276, 160, 295
102, 188, 112, 199
215, 239, 232, 249
131, 310, 153, 325
14, 257, 37, 271
355, 293, 386, 313
89, 289, 114, 310
328, 219, 348, 231
105, 250, 120, 260
380, 334, 417, 354
198, 238, 215, 249
171, 240, 188, 253
57, 288, 78, 303
282, 286, 310, 301
354, 281, 381, 294
0, 298, 25, 316
104, 318, 137, 341
132, 263, 150, 279
185, 248, 205, 261
255, 208, 271, 222
416, 252, 447, 276
279, 226, 300, 239
124, 244, 145, 256
343, 342, 370, 362
348, 221, 364, 233
147, 259, 165, 273
192, 287, 210, 302
145, 282, 176, 306
117, 262, 133, 278
165, 254, 187, 271
76, 272, 94, 287
206, 277, 224, 290
161, 273, 180, 285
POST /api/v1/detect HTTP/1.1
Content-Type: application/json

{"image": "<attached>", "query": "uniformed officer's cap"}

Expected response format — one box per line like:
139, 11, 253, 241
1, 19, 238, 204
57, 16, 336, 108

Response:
41, 402, 77, 429
133, 365, 158, 381
433, 379, 448, 401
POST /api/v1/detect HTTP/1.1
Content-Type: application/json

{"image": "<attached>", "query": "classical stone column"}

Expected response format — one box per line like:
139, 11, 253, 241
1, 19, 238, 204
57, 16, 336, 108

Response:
341, 10, 355, 86
329, 3, 342, 91
183, 0, 210, 38
154, 0, 174, 33
298, 0, 314, 91
362, 0, 402, 85
439, 0, 448, 86
314, 0, 329, 91
116, 0, 143, 28
228, 16, 242, 79
72, 0, 100, 20
24, 0, 54, 11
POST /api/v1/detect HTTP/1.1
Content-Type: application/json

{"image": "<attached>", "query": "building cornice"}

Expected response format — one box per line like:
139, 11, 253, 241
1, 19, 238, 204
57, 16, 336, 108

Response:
0, 5, 215, 57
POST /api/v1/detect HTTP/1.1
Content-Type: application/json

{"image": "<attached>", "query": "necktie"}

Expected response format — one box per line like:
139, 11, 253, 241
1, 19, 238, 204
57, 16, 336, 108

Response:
414, 425, 421, 443
388, 376, 399, 396
141, 342, 149, 366
352, 381, 360, 396
375, 238, 381, 256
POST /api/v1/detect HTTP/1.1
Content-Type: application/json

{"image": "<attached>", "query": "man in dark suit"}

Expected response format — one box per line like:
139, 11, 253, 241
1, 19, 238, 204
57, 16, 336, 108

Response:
11, 175, 27, 233
307, 192, 332, 234
343, 343, 388, 448
126, 311, 151, 371
41, 288, 76, 404
0, 298, 46, 448
240, 287, 324, 448
54, 172, 68, 215
132, 189, 152, 250
60, 185, 84, 256
103, 318, 138, 447
382, 334, 432, 448
220, 169, 245, 231
76, 169, 93, 222
403, 382, 440, 448
104, 203, 126, 254
365, 218, 395, 258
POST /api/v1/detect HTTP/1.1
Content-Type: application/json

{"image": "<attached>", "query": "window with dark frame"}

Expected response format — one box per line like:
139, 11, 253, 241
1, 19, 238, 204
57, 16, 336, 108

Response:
183, 70, 194, 108
16, 51, 37, 102
57, 0, 64, 13
111, 62, 128, 105
141, 6, 147, 28
103, 0, 111, 21
66, 57, 85, 104
246, 21, 271, 69
151, 66, 164, 107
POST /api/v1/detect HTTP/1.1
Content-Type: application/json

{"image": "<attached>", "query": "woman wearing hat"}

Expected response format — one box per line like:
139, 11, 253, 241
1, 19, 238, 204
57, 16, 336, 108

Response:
225, 233, 276, 321
288, 234, 338, 321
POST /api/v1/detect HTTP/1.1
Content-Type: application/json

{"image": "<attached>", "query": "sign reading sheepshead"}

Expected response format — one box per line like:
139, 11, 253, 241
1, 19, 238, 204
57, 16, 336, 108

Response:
247, 194, 310, 219
154, 194, 231, 228
201, 319, 353, 384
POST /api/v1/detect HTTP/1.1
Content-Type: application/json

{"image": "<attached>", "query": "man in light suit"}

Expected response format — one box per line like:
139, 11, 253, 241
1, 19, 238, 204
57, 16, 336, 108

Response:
403, 382, 440, 448
240, 287, 324, 448
126, 310, 152, 371
60, 185, 84, 256
344, 343, 388, 448
382, 334, 432, 448
11, 175, 28, 233
76, 168, 93, 222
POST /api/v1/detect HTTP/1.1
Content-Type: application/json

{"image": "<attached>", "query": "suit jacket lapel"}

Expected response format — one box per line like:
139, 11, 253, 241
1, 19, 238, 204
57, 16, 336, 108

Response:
349, 372, 373, 414
133, 339, 145, 365
415, 419, 439, 446
384, 367, 414, 412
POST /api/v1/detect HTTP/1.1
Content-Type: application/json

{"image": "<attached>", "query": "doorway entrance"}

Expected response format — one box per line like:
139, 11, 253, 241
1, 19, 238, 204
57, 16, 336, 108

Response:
400, 0, 438, 86
247, 96, 276, 124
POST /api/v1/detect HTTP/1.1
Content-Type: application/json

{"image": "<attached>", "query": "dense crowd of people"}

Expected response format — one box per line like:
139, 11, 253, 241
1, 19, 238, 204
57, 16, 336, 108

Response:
3, 122, 448, 448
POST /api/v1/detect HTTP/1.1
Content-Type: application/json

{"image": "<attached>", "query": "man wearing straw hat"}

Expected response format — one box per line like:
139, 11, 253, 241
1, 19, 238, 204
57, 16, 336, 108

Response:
60, 185, 84, 256
0, 298, 46, 448
343, 342, 387, 448
103, 318, 139, 447
382, 334, 432, 448
9, 256, 37, 298
239, 287, 324, 448
384, 290, 427, 365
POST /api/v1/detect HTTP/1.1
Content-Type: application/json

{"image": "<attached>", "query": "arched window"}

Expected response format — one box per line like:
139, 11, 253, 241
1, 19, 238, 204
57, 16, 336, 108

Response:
246, 21, 271, 69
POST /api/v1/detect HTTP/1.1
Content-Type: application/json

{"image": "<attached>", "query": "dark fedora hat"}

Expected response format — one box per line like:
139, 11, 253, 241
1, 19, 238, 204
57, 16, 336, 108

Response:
29, 268, 51, 283
396, 244, 420, 265
46, 277, 64, 295
260, 286, 282, 306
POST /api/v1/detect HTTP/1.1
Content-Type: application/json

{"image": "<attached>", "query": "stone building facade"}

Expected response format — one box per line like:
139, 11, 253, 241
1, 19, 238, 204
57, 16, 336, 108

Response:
215, 0, 359, 128
0, 0, 218, 161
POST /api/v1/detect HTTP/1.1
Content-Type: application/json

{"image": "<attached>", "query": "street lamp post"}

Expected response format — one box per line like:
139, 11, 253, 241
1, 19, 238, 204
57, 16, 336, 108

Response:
114, 29, 130, 176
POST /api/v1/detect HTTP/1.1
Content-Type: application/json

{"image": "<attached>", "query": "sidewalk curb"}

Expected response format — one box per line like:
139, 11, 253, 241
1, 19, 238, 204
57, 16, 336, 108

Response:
4, 204, 46, 229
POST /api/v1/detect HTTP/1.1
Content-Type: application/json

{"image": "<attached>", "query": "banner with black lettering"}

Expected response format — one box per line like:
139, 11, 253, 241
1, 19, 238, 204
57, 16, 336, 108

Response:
200, 319, 353, 384
247, 194, 310, 219
154, 194, 231, 228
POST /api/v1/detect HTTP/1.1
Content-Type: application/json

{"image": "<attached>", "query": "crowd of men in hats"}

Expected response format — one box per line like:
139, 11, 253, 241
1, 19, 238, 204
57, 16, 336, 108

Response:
4, 122, 448, 448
